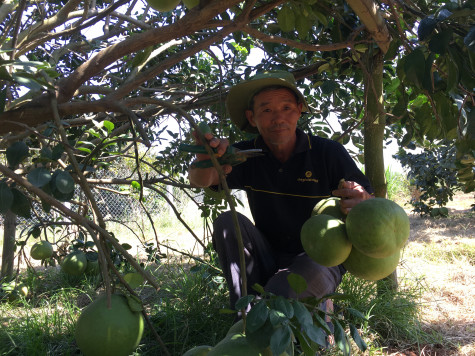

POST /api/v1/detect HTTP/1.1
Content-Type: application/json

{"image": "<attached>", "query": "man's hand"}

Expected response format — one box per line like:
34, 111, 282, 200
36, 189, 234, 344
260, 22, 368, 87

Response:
331, 180, 373, 215
192, 130, 233, 174
188, 130, 232, 187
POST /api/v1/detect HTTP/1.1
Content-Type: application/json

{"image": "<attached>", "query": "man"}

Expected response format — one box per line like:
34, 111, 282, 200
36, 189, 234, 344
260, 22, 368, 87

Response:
188, 71, 373, 311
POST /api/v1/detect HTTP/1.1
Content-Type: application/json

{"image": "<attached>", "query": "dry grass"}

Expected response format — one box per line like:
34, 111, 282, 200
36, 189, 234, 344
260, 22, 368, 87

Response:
393, 192, 475, 356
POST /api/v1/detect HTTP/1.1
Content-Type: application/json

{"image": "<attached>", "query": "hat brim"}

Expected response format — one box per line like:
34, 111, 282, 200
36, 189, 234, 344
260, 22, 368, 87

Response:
226, 77, 310, 134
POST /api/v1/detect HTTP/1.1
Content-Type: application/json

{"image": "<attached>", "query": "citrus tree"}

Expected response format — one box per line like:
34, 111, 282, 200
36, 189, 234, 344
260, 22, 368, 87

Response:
1, 0, 474, 353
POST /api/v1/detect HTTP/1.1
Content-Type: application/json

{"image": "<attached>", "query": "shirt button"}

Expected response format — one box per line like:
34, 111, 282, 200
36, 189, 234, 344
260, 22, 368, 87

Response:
278, 168, 283, 173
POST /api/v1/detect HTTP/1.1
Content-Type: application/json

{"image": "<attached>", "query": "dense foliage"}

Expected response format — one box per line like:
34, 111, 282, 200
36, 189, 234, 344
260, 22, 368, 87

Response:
396, 141, 461, 215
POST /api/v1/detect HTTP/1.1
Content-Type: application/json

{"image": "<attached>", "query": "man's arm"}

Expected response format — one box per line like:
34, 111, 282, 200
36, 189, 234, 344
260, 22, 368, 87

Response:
187, 132, 233, 188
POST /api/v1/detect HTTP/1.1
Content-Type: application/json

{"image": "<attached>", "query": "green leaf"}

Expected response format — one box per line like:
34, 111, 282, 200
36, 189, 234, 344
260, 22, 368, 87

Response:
251, 283, 265, 295
274, 296, 294, 319
269, 309, 287, 326
302, 322, 327, 347
6, 141, 29, 167
77, 147, 92, 154
418, 16, 437, 41
313, 9, 328, 27
0, 182, 14, 213
414, 103, 434, 135
403, 48, 426, 88
334, 320, 351, 356
429, 29, 452, 54
312, 312, 331, 334
29, 226, 41, 238
277, 4, 295, 32
54, 171, 75, 194
235, 295, 254, 310
123, 272, 145, 289
434, 92, 458, 138
103, 120, 114, 133
384, 39, 400, 61
295, 14, 311, 40
293, 328, 315, 355
27, 167, 52, 187
270, 325, 292, 356
292, 301, 313, 327
10, 188, 31, 218
246, 300, 269, 333
122, 243, 132, 250
346, 307, 368, 321
245, 319, 274, 350
447, 56, 459, 92
52, 143, 64, 160
287, 272, 307, 295
11, 72, 43, 91
350, 323, 368, 352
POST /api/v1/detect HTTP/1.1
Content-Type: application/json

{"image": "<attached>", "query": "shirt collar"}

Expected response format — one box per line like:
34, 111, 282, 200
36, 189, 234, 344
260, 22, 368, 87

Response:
253, 128, 311, 153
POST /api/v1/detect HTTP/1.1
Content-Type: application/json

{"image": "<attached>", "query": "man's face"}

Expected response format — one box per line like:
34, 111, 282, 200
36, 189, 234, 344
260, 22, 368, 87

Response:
245, 88, 303, 146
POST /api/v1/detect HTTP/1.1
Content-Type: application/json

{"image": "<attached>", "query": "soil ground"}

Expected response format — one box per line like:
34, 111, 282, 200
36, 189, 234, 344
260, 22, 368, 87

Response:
388, 192, 474, 356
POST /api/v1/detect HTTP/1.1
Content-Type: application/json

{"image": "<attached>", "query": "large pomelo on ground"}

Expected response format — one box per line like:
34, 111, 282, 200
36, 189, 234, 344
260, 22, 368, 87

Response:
312, 197, 345, 220
346, 198, 409, 258
301, 214, 352, 267
207, 333, 262, 356
30, 240, 54, 260
75, 294, 144, 356
61, 251, 87, 276
343, 247, 400, 281
226, 319, 244, 337
183, 345, 213, 356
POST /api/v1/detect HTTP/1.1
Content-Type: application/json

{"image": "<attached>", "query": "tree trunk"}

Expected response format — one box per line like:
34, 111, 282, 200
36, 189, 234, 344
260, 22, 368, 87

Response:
1, 211, 17, 279
364, 51, 387, 198
363, 51, 398, 289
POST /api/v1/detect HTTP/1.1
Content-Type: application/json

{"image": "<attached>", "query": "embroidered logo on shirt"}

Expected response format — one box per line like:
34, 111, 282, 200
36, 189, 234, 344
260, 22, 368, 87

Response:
297, 171, 319, 183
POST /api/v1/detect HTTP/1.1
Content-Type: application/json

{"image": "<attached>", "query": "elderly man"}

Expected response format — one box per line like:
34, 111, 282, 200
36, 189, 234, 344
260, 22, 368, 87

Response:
188, 71, 373, 311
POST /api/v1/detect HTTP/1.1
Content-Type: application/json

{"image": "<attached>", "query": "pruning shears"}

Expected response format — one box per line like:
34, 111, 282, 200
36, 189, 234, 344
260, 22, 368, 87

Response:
179, 143, 263, 168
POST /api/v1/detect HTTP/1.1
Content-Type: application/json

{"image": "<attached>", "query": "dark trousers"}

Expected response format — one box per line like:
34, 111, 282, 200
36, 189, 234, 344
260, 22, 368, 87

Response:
212, 211, 344, 310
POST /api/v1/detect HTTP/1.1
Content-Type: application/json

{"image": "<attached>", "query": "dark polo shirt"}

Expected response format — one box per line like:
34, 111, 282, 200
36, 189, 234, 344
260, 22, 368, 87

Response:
224, 128, 373, 254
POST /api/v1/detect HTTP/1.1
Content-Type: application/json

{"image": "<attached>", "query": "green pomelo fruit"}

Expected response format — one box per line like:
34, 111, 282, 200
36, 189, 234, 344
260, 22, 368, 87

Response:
346, 198, 410, 258
75, 294, 145, 356
8, 283, 29, 302
183, 345, 213, 356
343, 247, 400, 281
312, 197, 345, 220
208, 333, 261, 356
146, 0, 180, 12
30, 240, 54, 260
61, 251, 87, 276
85, 259, 100, 276
301, 214, 352, 267
183, 0, 199, 9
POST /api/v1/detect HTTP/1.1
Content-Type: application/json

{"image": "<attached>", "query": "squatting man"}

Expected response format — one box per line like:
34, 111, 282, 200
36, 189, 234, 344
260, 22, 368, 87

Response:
187, 70, 374, 316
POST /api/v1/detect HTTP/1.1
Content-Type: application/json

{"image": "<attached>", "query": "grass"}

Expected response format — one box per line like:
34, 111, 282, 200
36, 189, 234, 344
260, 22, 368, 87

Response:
1, 171, 473, 355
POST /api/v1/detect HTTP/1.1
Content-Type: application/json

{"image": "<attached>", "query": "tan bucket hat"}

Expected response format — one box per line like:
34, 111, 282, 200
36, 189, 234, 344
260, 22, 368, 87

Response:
225, 70, 310, 133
